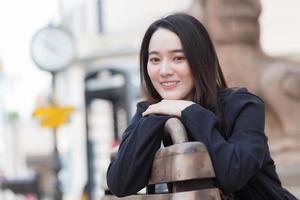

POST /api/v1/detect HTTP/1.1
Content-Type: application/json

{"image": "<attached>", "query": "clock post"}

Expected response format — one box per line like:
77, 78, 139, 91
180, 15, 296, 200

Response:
50, 71, 62, 200
30, 26, 76, 200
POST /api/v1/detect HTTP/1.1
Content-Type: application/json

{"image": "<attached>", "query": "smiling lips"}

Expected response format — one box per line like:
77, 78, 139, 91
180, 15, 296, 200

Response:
160, 81, 180, 89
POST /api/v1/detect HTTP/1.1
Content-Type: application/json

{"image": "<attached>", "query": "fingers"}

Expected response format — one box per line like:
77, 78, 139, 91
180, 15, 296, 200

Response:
142, 104, 159, 116
142, 100, 192, 117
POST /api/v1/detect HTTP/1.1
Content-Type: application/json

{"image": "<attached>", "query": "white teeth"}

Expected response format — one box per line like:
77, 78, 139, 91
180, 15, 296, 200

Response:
161, 81, 178, 86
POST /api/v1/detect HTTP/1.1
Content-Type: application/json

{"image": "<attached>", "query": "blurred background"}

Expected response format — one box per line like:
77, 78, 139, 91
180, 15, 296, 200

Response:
0, 0, 300, 199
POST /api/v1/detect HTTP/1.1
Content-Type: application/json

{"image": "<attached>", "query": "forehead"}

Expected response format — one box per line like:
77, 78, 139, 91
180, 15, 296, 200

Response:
148, 28, 183, 52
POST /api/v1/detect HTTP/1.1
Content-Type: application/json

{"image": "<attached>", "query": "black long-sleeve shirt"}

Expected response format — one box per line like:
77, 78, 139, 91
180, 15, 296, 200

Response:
106, 88, 297, 200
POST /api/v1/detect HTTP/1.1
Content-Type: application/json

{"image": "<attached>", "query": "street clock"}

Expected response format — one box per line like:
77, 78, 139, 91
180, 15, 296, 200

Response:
30, 26, 76, 73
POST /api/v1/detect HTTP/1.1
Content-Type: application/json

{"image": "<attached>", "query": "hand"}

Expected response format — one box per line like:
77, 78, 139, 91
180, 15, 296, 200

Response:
142, 100, 195, 117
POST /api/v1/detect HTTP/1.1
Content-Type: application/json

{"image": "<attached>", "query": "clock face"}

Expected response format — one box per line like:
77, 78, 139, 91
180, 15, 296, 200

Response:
31, 27, 75, 73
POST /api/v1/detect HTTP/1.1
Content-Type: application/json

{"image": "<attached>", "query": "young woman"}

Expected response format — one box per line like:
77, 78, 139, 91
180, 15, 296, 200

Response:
106, 13, 297, 200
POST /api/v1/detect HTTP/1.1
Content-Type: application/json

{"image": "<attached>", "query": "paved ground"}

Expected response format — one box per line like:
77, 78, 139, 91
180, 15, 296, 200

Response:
270, 136, 300, 199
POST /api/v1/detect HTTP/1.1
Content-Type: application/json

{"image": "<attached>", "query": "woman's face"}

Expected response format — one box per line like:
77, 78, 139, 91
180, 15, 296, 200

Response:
147, 28, 194, 100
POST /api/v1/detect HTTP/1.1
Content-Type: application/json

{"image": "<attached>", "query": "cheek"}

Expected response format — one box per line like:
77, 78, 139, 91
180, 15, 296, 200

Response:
147, 65, 158, 81
176, 66, 193, 80
176, 66, 195, 90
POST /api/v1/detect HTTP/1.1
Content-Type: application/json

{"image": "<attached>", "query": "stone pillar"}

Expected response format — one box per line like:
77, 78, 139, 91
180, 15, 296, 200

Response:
188, 0, 300, 140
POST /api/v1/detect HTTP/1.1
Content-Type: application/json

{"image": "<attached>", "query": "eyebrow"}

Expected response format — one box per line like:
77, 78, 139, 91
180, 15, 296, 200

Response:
148, 49, 184, 55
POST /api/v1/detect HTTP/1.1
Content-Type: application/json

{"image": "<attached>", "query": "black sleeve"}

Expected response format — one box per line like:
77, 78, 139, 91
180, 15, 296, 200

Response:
181, 89, 268, 193
106, 102, 170, 197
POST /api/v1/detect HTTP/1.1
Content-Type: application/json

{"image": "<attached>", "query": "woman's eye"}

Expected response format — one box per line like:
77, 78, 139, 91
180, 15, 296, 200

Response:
149, 57, 160, 63
174, 56, 186, 62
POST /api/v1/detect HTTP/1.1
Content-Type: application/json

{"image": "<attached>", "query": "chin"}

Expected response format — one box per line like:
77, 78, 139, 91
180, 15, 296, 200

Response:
161, 95, 182, 100
160, 92, 193, 101
158, 90, 189, 100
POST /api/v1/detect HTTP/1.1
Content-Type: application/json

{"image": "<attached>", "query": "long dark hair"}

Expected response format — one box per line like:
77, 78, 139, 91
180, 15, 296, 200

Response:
140, 13, 227, 114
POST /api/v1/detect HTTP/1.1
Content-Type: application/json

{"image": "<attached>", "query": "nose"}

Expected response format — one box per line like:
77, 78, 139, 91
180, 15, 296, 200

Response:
159, 60, 174, 77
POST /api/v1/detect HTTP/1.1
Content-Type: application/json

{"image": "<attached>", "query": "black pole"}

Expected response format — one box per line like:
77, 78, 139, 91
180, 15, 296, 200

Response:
112, 100, 119, 140
84, 100, 94, 200
51, 72, 63, 200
